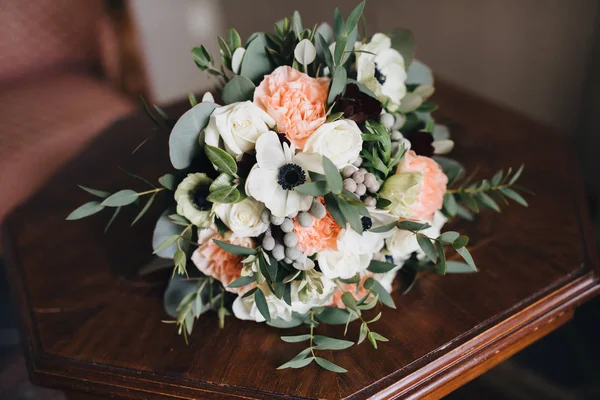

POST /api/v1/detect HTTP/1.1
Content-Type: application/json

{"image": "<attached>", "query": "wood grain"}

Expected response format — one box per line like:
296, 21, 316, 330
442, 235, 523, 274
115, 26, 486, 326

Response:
3, 81, 599, 399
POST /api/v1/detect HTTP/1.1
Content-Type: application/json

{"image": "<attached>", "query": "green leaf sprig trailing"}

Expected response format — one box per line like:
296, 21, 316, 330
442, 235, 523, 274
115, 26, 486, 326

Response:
278, 311, 352, 372
443, 165, 529, 217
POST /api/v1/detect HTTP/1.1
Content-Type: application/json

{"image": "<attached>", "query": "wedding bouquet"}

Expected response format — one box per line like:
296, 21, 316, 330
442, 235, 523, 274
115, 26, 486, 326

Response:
68, 1, 528, 373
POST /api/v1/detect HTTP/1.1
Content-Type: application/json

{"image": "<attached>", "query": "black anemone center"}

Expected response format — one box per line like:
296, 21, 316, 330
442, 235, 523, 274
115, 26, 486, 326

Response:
361, 216, 373, 231
277, 163, 306, 190
374, 63, 386, 85
191, 185, 211, 210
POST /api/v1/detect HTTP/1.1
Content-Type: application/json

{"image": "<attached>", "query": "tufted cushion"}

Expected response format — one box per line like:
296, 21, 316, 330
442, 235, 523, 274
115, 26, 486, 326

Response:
0, 0, 106, 85
0, 73, 134, 220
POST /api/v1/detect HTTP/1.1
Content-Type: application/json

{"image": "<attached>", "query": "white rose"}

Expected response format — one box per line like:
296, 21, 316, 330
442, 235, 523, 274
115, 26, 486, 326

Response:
290, 270, 335, 314
355, 33, 407, 112
318, 228, 386, 279
214, 197, 268, 238
232, 286, 292, 323
386, 211, 448, 264
204, 101, 275, 160
303, 120, 363, 169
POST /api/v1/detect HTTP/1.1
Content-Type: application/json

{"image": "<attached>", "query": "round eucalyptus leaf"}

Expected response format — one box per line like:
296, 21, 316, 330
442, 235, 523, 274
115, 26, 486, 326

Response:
163, 276, 200, 318
221, 75, 255, 105
406, 59, 434, 85
152, 211, 184, 259
240, 33, 273, 83
169, 102, 218, 170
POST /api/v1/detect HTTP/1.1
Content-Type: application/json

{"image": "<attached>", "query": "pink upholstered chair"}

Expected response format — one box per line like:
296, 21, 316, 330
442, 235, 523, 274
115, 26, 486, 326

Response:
0, 0, 136, 221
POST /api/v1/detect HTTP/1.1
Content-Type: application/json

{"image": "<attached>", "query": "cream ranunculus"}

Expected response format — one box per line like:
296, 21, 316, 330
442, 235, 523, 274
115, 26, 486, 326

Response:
355, 33, 407, 112
290, 269, 335, 314
317, 228, 387, 280
204, 101, 276, 160
302, 120, 363, 169
214, 197, 268, 238
174, 173, 213, 228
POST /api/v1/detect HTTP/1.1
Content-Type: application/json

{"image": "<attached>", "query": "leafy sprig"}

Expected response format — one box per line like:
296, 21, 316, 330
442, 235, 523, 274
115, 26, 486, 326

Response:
443, 165, 528, 217
360, 121, 406, 185
278, 311, 352, 372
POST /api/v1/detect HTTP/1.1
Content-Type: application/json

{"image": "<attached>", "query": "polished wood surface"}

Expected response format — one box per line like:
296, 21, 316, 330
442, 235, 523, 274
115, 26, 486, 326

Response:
3, 82, 599, 399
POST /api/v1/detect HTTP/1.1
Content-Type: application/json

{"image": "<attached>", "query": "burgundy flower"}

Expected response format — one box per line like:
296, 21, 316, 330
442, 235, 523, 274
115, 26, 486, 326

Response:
333, 83, 382, 123
405, 131, 434, 157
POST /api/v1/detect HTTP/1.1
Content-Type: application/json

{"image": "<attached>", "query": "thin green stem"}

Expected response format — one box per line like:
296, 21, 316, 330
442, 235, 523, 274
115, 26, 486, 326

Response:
446, 183, 510, 195
309, 311, 317, 359
137, 188, 165, 196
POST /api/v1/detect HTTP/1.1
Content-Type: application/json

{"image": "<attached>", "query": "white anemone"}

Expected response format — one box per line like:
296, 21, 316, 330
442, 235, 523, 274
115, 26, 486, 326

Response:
245, 131, 321, 218
355, 33, 407, 112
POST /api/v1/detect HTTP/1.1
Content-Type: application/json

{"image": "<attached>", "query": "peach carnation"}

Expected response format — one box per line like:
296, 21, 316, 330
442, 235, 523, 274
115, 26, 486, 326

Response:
397, 150, 448, 221
191, 232, 254, 294
253, 65, 329, 149
293, 198, 341, 255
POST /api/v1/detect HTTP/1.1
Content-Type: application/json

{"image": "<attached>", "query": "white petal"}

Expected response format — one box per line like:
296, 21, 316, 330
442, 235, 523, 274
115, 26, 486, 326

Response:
246, 167, 278, 203
285, 190, 312, 216
201, 92, 215, 103
267, 186, 289, 218
231, 47, 246, 74
293, 152, 324, 174
255, 131, 285, 170
294, 39, 316, 65
432, 139, 454, 155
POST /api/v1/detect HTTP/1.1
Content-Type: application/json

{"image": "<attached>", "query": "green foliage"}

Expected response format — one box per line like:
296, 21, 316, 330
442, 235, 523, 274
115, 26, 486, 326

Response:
367, 260, 397, 273
213, 239, 257, 256
169, 102, 218, 170
360, 121, 405, 184
327, 66, 347, 106
66, 201, 104, 220
158, 174, 177, 191
101, 190, 139, 207
444, 165, 528, 217
221, 75, 256, 104
277, 312, 351, 373
204, 145, 237, 176
240, 33, 273, 83
390, 28, 414, 67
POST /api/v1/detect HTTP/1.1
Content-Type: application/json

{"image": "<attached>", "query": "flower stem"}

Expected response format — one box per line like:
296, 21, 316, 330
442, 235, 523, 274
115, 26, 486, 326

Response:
137, 187, 165, 196
309, 311, 317, 359
446, 183, 509, 195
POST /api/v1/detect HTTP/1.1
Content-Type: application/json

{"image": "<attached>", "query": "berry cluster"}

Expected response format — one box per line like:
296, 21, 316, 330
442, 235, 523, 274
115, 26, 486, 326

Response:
260, 199, 326, 268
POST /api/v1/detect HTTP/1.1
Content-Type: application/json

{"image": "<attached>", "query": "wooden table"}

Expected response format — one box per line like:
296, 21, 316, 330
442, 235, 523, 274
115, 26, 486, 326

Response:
3, 82, 599, 399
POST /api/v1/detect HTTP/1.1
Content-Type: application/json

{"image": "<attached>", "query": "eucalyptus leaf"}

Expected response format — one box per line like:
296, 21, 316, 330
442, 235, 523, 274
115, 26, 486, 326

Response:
277, 356, 313, 370
344, 1, 365, 34
240, 33, 272, 83
417, 234, 437, 263
313, 335, 353, 350
315, 357, 347, 373
328, 66, 347, 105
78, 185, 110, 198
131, 194, 155, 226
169, 102, 218, 170
438, 231, 460, 243
213, 239, 257, 256
153, 212, 185, 258
390, 28, 414, 67
294, 181, 330, 196
281, 334, 312, 343
66, 201, 104, 220
101, 190, 139, 207
364, 278, 396, 309
210, 173, 234, 191
322, 156, 343, 194
158, 174, 177, 191
446, 261, 478, 273
228, 275, 256, 288
221, 75, 256, 104
254, 289, 271, 322
315, 307, 357, 324
456, 246, 476, 270
435, 240, 447, 275
367, 260, 397, 273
